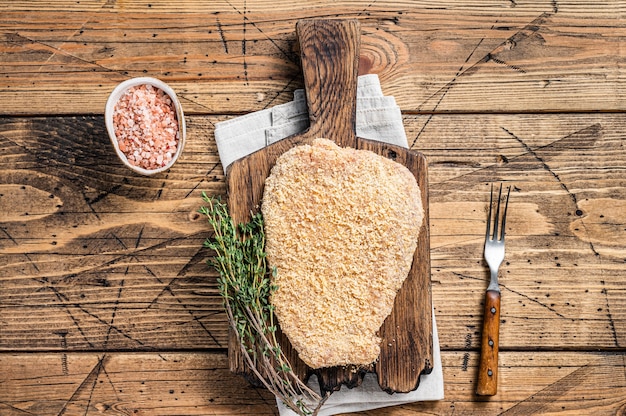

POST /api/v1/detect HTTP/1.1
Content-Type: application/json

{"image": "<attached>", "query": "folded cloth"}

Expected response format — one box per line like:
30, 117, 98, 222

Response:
213, 74, 444, 415
214, 74, 408, 171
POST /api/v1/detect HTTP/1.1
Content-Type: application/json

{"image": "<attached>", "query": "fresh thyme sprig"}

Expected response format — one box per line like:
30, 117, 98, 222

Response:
199, 192, 329, 416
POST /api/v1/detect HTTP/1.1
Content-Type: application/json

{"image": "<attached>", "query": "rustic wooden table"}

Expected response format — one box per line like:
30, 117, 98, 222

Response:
1, 1, 625, 415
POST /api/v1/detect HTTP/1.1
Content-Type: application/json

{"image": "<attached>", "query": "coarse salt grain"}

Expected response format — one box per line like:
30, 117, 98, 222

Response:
113, 84, 179, 170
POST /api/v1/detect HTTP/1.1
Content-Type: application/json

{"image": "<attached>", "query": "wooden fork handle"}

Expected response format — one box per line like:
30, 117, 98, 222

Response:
476, 290, 501, 396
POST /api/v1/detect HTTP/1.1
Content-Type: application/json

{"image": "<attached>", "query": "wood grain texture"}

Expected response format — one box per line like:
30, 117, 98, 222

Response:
2, 111, 624, 416
1, 113, 625, 353
1, 1, 626, 115
476, 290, 501, 396
1, 351, 625, 416
2, 1, 626, 410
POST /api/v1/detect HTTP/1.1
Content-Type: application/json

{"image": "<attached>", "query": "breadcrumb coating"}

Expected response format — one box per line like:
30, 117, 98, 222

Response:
262, 138, 423, 369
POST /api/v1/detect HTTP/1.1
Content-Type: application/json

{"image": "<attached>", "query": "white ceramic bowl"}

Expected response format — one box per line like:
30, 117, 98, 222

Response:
105, 77, 186, 176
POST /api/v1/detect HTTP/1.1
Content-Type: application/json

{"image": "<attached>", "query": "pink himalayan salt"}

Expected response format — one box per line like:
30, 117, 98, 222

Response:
113, 84, 179, 170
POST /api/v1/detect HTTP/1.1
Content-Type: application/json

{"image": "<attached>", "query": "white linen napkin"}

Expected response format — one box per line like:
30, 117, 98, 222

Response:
215, 74, 408, 171
213, 74, 444, 415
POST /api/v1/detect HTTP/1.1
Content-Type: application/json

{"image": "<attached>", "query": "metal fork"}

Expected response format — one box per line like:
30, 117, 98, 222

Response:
476, 183, 510, 396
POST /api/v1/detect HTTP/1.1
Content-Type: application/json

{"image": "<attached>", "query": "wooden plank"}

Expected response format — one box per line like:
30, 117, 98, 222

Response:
407, 112, 626, 352
1, 1, 625, 115
1, 113, 625, 352
0, 351, 625, 415
0, 352, 278, 416
0, 116, 229, 351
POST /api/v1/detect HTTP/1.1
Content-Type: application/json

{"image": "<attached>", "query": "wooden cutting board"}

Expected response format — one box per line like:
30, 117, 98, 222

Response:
226, 18, 432, 394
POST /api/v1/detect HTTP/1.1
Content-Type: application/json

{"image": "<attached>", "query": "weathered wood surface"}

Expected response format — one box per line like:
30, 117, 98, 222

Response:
2, 113, 624, 352
2, 112, 625, 413
1, 351, 625, 415
1, 1, 626, 115
2, 0, 626, 414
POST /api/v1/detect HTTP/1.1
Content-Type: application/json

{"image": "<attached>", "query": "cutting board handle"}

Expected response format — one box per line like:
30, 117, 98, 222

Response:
296, 19, 360, 147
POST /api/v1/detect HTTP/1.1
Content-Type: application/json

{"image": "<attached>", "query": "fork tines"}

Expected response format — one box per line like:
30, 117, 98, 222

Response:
487, 183, 511, 242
